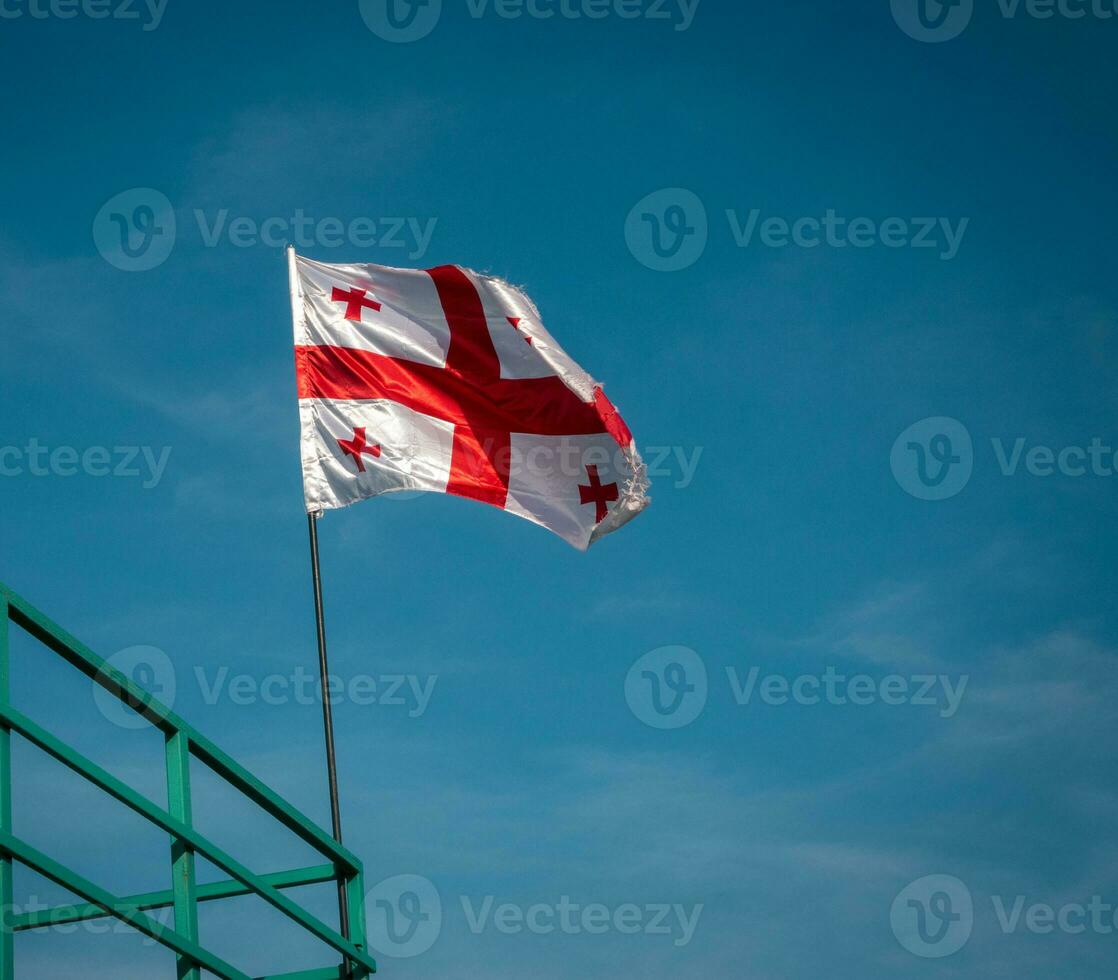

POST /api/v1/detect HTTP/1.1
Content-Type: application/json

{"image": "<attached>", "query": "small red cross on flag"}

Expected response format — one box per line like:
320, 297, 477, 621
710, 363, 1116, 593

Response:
331, 286, 381, 322
337, 427, 381, 472
579, 465, 619, 523
289, 250, 649, 550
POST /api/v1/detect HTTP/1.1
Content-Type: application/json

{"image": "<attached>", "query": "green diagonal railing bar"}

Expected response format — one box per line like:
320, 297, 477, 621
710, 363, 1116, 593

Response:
3, 588, 364, 873
0, 832, 251, 980
0, 583, 376, 979
11, 864, 339, 932
0, 702, 374, 970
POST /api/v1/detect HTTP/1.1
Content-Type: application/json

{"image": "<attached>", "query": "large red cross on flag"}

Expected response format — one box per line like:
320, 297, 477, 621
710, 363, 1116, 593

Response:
288, 251, 649, 549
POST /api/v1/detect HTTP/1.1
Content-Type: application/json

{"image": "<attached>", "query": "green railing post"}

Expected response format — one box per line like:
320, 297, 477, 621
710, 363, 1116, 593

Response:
0, 597, 14, 980
165, 732, 199, 980
0, 585, 376, 978
345, 868, 367, 976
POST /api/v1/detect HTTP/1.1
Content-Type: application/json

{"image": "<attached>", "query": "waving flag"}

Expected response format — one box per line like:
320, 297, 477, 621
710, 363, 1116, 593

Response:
288, 251, 649, 549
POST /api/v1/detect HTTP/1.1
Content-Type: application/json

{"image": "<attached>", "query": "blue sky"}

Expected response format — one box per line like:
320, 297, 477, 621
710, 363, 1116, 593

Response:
2, 0, 1118, 976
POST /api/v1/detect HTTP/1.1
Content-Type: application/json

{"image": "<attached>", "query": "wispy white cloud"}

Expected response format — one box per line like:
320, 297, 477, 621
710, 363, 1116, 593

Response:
790, 581, 941, 669
943, 628, 1118, 750
184, 99, 450, 209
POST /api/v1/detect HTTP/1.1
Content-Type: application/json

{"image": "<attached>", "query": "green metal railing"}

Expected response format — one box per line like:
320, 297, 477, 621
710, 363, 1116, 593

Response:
0, 583, 376, 980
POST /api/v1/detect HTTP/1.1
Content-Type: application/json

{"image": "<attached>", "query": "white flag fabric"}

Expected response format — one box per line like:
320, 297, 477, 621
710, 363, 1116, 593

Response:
288, 251, 649, 550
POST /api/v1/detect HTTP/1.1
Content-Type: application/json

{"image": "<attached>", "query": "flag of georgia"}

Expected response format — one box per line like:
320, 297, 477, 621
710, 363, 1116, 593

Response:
289, 251, 650, 550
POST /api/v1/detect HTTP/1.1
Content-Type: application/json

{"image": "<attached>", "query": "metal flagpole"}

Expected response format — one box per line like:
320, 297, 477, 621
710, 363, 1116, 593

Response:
306, 513, 352, 956
289, 246, 351, 973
